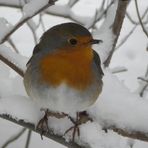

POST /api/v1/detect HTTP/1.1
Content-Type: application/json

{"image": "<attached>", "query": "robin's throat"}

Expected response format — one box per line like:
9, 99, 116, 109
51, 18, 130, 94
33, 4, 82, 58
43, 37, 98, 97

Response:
39, 48, 93, 90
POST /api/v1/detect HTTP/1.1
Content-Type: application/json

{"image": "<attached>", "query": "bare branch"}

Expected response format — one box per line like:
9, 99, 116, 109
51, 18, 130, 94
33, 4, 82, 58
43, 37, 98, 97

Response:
8, 38, 19, 53
100, 0, 106, 10
138, 77, 148, 83
134, 0, 148, 38
138, 65, 148, 97
25, 130, 32, 148
2, 128, 26, 148
117, 6, 148, 49
26, 20, 38, 44
111, 126, 148, 142
0, 54, 24, 77
87, 9, 98, 29
126, 8, 148, 25
140, 84, 148, 97
111, 67, 128, 74
68, 0, 79, 8
104, 0, 130, 67
88, 0, 114, 29
0, 0, 57, 43
40, 13, 46, 32
116, 25, 137, 49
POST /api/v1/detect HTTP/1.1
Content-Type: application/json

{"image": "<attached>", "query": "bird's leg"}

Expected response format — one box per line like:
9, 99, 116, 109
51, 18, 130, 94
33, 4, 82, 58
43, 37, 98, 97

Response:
36, 109, 50, 140
64, 112, 80, 142
64, 111, 92, 142
36, 109, 67, 139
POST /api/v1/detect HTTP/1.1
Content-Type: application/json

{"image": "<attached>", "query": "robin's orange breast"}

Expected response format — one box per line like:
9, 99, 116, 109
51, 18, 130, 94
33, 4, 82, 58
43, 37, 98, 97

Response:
39, 47, 94, 90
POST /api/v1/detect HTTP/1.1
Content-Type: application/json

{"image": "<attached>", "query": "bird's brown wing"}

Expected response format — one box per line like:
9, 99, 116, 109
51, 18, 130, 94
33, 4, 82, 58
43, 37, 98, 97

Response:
93, 50, 104, 76
26, 44, 40, 66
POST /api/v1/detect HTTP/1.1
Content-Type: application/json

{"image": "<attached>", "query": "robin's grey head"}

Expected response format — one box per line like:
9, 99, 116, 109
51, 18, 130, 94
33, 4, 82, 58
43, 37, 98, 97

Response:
34, 23, 102, 54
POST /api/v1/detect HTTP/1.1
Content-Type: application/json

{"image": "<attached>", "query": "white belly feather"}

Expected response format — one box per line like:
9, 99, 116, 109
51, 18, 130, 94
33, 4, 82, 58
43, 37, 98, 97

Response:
29, 83, 96, 114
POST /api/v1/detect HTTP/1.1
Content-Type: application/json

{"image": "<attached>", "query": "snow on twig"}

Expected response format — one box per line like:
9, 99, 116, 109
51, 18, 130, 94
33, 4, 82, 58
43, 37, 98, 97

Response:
0, 45, 27, 77
0, 0, 57, 43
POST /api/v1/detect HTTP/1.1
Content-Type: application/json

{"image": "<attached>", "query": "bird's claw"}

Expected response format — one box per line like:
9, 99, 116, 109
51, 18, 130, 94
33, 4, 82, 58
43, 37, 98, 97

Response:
64, 111, 93, 142
36, 109, 49, 139
64, 112, 81, 142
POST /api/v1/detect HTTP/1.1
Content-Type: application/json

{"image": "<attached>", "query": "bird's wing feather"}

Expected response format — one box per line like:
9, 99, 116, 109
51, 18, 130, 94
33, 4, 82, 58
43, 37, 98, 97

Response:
93, 50, 104, 76
26, 44, 40, 66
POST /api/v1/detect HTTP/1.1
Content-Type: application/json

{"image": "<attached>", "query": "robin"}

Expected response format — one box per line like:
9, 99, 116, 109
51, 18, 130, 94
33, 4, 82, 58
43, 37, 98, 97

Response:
24, 22, 104, 141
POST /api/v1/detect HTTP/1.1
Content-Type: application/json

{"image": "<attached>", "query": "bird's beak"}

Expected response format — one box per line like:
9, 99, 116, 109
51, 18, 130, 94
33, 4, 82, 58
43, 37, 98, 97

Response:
90, 39, 103, 44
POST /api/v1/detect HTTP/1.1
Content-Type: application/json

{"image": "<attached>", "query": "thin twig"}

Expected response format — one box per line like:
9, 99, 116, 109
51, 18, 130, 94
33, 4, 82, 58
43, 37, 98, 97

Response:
0, 54, 24, 77
8, 38, 19, 53
25, 130, 32, 148
87, 9, 98, 29
100, 0, 106, 10
126, 8, 148, 25
20, 0, 38, 44
134, 0, 148, 38
88, 0, 114, 29
138, 77, 148, 83
27, 20, 38, 44
140, 84, 148, 97
40, 13, 46, 32
116, 25, 137, 49
138, 65, 148, 97
117, 5, 148, 49
0, 0, 57, 43
68, 0, 79, 8
111, 67, 128, 74
2, 128, 26, 148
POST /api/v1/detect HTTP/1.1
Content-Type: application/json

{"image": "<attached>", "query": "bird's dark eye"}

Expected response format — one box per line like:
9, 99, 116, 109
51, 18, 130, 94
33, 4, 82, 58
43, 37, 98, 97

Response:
68, 38, 78, 45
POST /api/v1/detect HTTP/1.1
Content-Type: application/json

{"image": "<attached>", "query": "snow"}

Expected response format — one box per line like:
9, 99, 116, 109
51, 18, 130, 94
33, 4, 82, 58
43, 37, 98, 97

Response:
0, 44, 28, 73
48, 5, 71, 16
0, 0, 148, 148
93, 29, 115, 63
79, 122, 129, 148
47, 5, 91, 25
0, 95, 41, 124
88, 69, 148, 133
23, 0, 49, 17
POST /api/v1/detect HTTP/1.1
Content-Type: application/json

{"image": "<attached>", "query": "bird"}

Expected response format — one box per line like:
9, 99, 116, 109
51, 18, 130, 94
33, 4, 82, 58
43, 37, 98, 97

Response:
23, 22, 104, 141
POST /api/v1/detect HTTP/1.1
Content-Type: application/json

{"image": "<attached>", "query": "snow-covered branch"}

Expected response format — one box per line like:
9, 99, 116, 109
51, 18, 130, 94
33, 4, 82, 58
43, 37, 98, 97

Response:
0, 45, 27, 77
103, 0, 130, 67
0, 0, 57, 43
0, 114, 83, 148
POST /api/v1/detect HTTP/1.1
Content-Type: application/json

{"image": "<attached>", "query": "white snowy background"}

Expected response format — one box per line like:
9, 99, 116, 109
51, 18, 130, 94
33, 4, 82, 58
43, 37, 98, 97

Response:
0, 0, 148, 148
